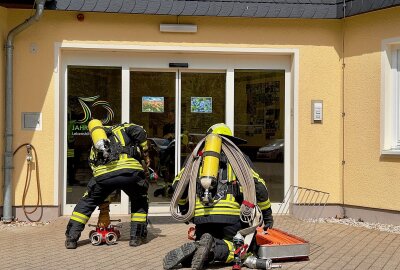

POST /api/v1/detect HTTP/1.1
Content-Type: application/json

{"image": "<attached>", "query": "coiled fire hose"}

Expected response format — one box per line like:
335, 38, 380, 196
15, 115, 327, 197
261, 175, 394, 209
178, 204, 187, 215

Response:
170, 135, 262, 233
13, 143, 43, 222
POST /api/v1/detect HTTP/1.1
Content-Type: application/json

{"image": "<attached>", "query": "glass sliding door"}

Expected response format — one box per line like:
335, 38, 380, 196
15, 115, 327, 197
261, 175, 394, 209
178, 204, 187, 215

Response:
129, 71, 176, 203
66, 66, 122, 205
234, 70, 285, 202
129, 70, 226, 205
180, 72, 226, 165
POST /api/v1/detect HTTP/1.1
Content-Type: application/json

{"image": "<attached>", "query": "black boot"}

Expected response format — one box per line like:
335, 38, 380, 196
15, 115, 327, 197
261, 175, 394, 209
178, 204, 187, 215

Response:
163, 242, 197, 270
129, 222, 147, 247
65, 236, 78, 249
154, 186, 166, 197
191, 233, 214, 270
65, 222, 81, 249
213, 239, 231, 262
129, 236, 143, 247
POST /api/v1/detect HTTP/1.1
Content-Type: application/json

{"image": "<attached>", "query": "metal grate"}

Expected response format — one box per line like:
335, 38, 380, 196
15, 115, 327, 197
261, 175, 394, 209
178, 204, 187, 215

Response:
274, 185, 330, 240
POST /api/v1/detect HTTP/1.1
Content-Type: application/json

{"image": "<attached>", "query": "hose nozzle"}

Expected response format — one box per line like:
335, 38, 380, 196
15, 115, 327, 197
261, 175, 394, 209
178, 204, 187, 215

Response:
26, 144, 33, 162
243, 256, 282, 269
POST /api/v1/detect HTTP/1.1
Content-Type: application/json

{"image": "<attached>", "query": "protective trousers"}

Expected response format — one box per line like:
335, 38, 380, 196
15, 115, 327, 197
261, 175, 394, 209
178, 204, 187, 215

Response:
65, 171, 149, 241
195, 221, 242, 263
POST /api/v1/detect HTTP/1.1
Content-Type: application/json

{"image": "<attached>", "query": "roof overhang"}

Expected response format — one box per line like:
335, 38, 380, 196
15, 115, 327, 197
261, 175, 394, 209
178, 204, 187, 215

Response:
1, 0, 400, 19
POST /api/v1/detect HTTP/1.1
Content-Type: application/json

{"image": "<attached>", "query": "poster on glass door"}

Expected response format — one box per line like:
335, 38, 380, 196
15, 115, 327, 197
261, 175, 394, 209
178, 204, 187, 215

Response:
142, 96, 165, 113
191, 97, 212, 113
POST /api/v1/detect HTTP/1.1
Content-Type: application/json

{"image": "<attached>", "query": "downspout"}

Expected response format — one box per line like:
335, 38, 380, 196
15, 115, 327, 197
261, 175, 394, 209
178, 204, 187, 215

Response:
2, 0, 46, 222
341, 0, 347, 218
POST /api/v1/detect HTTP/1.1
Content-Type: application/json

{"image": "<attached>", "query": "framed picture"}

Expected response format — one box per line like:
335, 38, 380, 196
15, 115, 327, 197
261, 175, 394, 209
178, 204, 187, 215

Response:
191, 97, 212, 113
142, 96, 164, 113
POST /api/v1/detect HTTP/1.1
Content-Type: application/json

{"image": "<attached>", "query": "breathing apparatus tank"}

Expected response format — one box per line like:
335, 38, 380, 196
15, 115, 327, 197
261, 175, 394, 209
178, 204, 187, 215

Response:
199, 133, 222, 205
88, 119, 110, 158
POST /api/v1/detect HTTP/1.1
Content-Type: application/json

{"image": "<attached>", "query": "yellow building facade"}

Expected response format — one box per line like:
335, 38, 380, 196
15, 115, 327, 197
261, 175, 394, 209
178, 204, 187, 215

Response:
0, 5, 399, 224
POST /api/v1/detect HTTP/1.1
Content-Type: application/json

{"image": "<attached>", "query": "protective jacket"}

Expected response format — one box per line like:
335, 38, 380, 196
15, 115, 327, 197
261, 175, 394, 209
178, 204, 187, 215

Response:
89, 123, 149, 180
172, 153, 272, 225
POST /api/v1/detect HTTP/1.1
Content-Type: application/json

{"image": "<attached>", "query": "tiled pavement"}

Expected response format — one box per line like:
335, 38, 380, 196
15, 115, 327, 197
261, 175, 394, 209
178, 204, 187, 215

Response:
0, 215, 400, 270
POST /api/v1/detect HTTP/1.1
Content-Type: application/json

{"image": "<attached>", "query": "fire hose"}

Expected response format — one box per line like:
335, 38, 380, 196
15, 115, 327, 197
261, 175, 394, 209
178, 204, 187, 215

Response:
13, 144, 43, 222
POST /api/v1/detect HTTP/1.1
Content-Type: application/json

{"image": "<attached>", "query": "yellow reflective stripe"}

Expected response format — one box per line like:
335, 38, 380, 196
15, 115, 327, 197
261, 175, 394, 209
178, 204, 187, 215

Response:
173, 169, 185, 185
131, 213, 147, 217
195, 208, 240, 216
223, 240, 235, 263
113, 129, 128, 159
258, 200, 271, 210
71, 216, 87, 224
131, 217, 147, 222
257, 177, 266, 186
71, 211, 90, 224
112, 126, 124, 134
179, 199, 187, 205
92, 158, 143, 177
131, 213, 147, 222
195, 201, 240, 210
252, 169, 267, 186
251, 169, 260, 178
196, 197, 239, 206
73, 211, 89, 220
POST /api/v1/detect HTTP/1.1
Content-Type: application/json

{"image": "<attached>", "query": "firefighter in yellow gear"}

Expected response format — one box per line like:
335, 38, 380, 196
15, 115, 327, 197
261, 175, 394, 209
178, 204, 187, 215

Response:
65, 120, 150, 249
163, 123, 273, 270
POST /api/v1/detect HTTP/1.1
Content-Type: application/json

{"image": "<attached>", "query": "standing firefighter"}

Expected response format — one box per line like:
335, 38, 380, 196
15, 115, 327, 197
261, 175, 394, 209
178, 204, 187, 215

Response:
164, 123, 273, 270
65, 119, 151, 249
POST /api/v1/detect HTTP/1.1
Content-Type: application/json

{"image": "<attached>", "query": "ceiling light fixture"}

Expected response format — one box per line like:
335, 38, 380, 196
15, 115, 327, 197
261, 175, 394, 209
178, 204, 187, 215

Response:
160, 24, 198, 33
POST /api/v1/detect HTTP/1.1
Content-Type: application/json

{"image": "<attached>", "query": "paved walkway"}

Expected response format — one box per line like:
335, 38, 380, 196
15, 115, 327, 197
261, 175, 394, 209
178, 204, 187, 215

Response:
0, 215, 399, 270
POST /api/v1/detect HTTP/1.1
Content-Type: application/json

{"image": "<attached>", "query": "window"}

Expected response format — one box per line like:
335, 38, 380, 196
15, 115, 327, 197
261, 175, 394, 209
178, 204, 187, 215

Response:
67, 66, 122, 204
234, 69, 285, 202
382, 42, 400, 155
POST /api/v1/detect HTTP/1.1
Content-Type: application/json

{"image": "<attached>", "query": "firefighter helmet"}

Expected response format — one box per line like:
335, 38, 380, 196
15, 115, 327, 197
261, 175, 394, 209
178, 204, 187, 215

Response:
206, 123, 247, 145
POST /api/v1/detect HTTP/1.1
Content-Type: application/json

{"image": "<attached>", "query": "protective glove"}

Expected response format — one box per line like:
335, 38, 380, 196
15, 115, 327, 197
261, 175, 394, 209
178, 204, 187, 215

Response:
263, 215, 274, 230
141, 160, 150, 181
144, 169, 150, 181
142, 151, 151, 167
145, 155, 151, 167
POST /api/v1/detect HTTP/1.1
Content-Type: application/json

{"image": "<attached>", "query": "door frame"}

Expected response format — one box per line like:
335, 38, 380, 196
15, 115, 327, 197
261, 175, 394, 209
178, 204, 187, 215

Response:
56, 43, 299, 215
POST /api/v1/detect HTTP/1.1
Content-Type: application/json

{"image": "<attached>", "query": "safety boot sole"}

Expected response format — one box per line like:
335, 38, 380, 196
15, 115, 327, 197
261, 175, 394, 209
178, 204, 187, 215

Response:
191, 233, 214, 270
65, 239, 78, 249
163, 242, 197, 270
129, 237, 147, 247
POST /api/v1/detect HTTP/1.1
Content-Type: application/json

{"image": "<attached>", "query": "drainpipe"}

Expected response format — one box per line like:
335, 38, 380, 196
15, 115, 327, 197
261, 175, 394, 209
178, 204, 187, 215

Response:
341, 0, 347, 218
2, 0, 46, 222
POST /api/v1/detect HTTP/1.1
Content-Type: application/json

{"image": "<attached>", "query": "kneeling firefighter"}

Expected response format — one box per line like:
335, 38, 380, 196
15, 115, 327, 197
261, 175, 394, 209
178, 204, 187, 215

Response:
164, 123, 274, 270
65, 119, 151, 249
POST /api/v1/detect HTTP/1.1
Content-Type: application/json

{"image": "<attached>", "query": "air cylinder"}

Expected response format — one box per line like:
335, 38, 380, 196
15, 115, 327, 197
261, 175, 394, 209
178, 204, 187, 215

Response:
88, 119, 108, 151
200, 133, 222, 191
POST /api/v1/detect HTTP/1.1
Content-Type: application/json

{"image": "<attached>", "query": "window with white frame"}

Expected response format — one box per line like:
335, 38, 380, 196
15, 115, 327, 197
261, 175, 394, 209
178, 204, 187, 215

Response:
382, 42, 400, 155
396, 49, 400, 149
